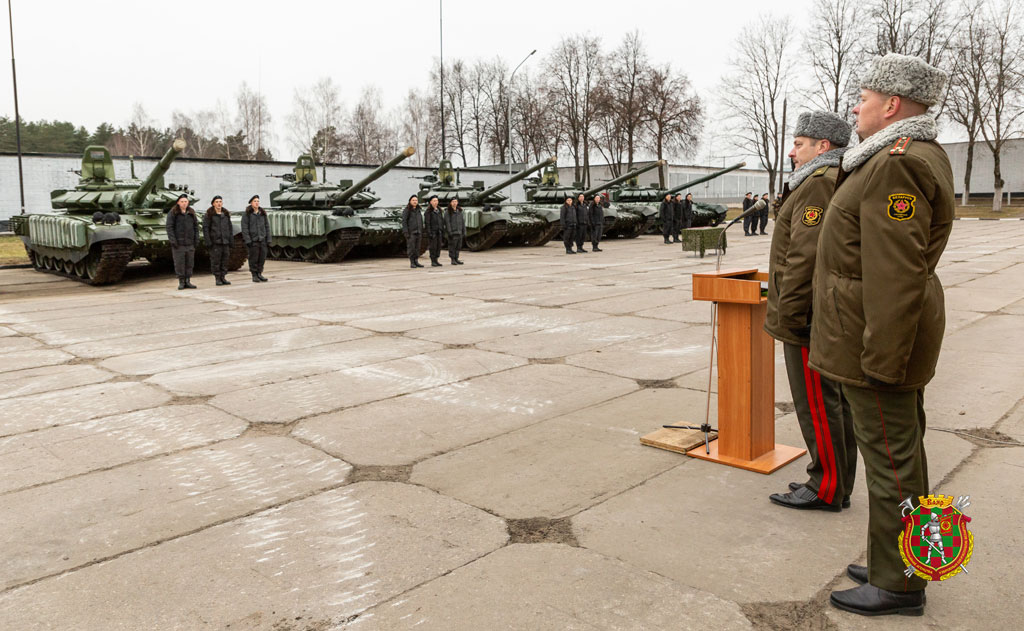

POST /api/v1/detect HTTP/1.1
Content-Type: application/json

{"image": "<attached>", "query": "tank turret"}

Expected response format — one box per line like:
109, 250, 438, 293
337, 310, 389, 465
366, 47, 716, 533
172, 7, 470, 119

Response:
131, 139, 186, 206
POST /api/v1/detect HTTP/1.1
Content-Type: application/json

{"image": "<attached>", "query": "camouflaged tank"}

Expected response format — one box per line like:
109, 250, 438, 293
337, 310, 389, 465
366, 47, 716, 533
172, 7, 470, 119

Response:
267, 147, 415, 263
577, 160, 667, 238
415, 158, 556, 251
10, 139, 246, 285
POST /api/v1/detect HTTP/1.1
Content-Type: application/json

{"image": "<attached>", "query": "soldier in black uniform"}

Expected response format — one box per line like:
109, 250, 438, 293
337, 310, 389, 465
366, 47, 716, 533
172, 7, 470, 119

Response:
589, 194, 605, 252
424, 195, 445, 267
758, 193, 771, 234
167, 194, 199, 290
574, 193, 589, 253
659, 193, 674, 244
241, 195, 271, 282
741, 192, 755, 235
444, 198, 465, 265
672, 194, 684, 242
560, 196, 577, 254
203, 195, 233, 286
402, 195, 424, 268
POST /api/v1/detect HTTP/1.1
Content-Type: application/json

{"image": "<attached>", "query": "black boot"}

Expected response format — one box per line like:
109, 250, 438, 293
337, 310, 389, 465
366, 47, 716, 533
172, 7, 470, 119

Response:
184, 277, 197, 289
257, 273, 268, 282
215, 276, 225, 286
431, 258, 442, 267
252, 273, 261, 283
221, 275, 231, 285
566, 249, 575, 254
177, 277, 186, 290
847, 565, 868, 585
664, 238, 671, 244
454, 259, 464, 265
829, 583, 924, 617
789, 482, 851, 508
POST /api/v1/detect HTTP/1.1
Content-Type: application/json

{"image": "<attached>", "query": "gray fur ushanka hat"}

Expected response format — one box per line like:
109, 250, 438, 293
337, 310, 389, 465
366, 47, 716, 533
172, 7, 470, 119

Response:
793, 111, 852, 147
859, 52, 947, 107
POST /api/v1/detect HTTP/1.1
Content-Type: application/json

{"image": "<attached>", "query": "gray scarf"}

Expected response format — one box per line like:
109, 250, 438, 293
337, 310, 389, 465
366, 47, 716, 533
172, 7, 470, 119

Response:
786, 148, 848, 190
841, 114, 938, 172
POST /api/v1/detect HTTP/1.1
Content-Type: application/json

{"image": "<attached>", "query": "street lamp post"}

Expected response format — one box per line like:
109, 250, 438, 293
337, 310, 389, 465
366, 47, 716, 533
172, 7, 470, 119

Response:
7, 0, 25, 215
506, 49, 535, 198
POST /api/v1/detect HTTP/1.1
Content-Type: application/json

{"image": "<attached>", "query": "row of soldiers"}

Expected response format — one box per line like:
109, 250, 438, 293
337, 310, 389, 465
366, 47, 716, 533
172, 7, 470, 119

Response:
762, 53, 953, 617
559, 193, 610, 254
401, 195, 467, 268
658, 193, 695, 243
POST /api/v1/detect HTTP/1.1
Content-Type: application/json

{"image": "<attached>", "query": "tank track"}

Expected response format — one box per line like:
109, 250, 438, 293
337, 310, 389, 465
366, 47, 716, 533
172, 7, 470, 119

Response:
268, 229, 362, 264
464, 221, 508, 252
227, 237, 248, 271
529, 222, 562, 247
26, 241, 134, 286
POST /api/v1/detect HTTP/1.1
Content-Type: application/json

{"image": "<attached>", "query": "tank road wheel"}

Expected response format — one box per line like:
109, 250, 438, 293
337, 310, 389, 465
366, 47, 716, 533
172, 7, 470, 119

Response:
283, 245, 299, 260
27, 248, 41, 269
311, 228, 361, 264
227, 236, 248, 271
73, 260, 87, 279
529, 223, 562, 247
299, 247, 315, 262
268, 245, 284, 259
82, 242, 133, 285
464, 221, 509, 252
62, 259, 74, 273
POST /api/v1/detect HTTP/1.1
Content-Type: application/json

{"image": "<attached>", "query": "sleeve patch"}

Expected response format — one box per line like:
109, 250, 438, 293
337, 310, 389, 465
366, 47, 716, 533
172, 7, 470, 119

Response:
887, 194, 916, 221
801, 206, 823, 226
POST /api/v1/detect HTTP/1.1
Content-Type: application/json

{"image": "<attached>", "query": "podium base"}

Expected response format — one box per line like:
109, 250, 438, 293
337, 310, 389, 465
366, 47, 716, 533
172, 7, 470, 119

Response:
686, 440, 806, 474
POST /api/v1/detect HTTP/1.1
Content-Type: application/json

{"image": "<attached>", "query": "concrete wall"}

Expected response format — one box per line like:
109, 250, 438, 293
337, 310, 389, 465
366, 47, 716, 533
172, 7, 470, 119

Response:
943, 139, 1024, 196
0, 154, 531, 222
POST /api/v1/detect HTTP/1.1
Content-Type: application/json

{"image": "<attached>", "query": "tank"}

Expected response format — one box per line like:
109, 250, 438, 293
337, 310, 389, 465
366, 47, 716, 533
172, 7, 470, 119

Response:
577, 160, 667, 238
10, 139, 246, 285
267, 147, 415, 263
415, 158, 557, 251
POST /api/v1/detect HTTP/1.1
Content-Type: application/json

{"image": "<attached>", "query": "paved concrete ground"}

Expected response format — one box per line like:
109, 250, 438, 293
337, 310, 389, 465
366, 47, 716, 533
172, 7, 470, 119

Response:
0, 223, 1021, 630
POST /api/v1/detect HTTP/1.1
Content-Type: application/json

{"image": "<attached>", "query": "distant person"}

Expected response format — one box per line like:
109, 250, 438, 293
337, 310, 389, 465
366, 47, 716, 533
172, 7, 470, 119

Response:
444, 198, 465, 264
241, 195, 271, 282
402, 195, 423, 268
659, 193, 674, 244
560, 196, 577, 254
167, 194, 199, 290
682, 193, 694, 229
574, 193, 590, 253
742, 192, 755, 236
203, 195, 232, 286
424, 195, 445, 267
759, 193, 770, 234
589, 193, 605, 252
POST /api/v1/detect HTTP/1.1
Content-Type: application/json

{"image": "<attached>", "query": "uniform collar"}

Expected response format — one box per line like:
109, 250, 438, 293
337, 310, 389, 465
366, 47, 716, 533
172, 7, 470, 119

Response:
841, 114, 937, 172
786, 147, 847, 190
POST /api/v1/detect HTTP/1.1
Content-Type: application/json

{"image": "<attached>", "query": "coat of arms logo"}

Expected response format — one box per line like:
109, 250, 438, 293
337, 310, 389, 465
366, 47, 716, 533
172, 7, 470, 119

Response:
898, 494, 974, 581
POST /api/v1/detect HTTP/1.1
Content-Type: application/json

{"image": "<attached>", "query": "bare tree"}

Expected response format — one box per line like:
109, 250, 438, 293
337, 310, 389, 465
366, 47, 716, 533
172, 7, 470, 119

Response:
125, 103, 158, 156
398, 88, 438, 167
236, 82, 274, 160
286, 77, 346, 163
543, 35, 602, 186
804, 0, 864, 113
947, 1, 989, 204
978, 0, 1024, 211
434, 60, 471, 166
511, 71, 558, 165
346, 86, 400, 164
720, 14, 797, 199
642, 65, 703, 173
477, 58, 509, 165
597, 31, 650, 173
170, 110, 220, 158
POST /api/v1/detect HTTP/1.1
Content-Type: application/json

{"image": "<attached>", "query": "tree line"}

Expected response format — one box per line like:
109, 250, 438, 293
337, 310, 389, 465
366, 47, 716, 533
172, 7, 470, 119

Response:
721, 0, 1023, 209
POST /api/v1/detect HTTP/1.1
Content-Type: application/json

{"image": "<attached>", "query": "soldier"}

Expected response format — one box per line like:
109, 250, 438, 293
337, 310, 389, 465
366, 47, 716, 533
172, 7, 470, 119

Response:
574, 192, 590, 253
809, 53, 953, 617
560, 196, 577, 254
167, 194, 199, 290
402, 195, 424, 268
588, 193, 605, 252
241, 195, 271, 282
682, 193, 694, 230
672, 193, 685, 242
741, 192, 755, 236
424, 195, 445, 267
659, 193, 674, 244
444, 198, 465, 265
764, 111, 854, 516
203, 195, 233, 286
758, 193, 770, 234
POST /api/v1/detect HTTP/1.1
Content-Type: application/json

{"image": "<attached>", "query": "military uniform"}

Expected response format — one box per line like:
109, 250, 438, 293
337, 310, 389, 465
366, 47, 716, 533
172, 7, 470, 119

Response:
241, 207, 272, 281
659, 199, 674, 243
810, 133, 955, 594
402, 204, 423, 267
560, 202, 577, 253
574, 200, 589, 252
765, 160, 856, 511
424, 206, 445, 266
167, 206, 199, 288
444, 206, 465, 264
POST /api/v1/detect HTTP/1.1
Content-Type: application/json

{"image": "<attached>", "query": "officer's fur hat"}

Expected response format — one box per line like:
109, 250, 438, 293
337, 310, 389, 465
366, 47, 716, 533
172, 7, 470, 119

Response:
793, 111, 852, 148
859, 52, 947, 107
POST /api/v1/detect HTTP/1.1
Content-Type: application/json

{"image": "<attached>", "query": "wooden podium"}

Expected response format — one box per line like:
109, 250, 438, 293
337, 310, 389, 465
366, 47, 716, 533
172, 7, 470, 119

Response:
688, 269, 805, 474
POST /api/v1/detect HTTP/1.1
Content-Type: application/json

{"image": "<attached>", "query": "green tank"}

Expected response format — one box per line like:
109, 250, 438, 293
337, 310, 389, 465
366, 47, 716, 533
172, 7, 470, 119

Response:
267, 147, 415, 263
577, 160, 667, 238
415, 158, 557, 251
10, 139, 246, 285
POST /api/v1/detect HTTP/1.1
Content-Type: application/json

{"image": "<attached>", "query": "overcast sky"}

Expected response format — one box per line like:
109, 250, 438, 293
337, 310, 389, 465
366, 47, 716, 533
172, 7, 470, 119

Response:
1, 0, 918, 164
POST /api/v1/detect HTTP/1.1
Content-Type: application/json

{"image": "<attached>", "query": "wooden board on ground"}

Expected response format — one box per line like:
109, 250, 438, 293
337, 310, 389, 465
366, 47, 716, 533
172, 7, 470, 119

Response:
640, 427, 718, 455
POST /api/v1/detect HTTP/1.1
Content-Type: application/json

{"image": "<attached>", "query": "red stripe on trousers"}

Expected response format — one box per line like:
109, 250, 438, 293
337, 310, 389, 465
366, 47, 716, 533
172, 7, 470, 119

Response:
801, 347, 834, 503
813, 370, 838, 503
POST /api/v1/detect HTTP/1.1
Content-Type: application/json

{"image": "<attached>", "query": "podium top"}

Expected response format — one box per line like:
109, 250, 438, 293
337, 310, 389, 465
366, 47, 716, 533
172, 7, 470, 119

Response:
692, 268, 767, 304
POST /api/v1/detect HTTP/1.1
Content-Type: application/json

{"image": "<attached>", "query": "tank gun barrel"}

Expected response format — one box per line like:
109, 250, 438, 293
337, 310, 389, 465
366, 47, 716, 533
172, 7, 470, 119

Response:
473, 156, 556, 203
662, 161, 746, 196
131, 139, 186, 206
336, 146, 415, 203
581, 160, 666, 197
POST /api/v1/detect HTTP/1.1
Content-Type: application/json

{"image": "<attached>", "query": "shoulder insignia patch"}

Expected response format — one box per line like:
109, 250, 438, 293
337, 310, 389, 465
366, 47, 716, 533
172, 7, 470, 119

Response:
890, 137, 912, 155
888, 194, 916, 221
812, 166, 829, 177
801, 206, 823, 226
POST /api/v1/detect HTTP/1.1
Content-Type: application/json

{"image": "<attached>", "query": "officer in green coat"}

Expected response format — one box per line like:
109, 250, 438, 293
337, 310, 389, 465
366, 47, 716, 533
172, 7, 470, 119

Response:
809, 53, 954, 617
765, 111, 855, 514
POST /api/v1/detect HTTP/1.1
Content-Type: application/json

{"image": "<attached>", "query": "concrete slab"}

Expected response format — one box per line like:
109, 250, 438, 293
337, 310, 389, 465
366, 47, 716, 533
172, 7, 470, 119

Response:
0, 336, 41, 352
0, 325, 18, 337
565, 326, 705, 381
29, 308, 267, 346
477, 315, 682, 360
926, 349, 1024, 430
0, 436, 350, 590
635, 298, 714, 323
411, 388, 706, 518
211, 349, 527, 424
294, 363, 639, 466
0, 483, 507, 630
570, 287, 693, 315
0, 364, 113, 401
7, 301, 237, 335
346, 299, 530, 333
0, 296, 197, 324
0, 381, 173, 437
0, 404, 246, 494
100, 325, 367, 376
148, 336, 442, 396
943, 286, 1024, 313
364, 544, 752, 630
405, 307, 604, 345
301, 295, 482, 324
0, 349, 73, 373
